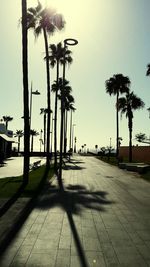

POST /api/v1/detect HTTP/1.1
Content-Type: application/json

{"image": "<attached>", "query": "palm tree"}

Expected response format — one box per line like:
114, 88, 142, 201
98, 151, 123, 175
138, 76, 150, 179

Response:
146, 64, 150, 76
49, 42, 72, 170
105, 74, 130, 159
14, 130, 24, 153
3, 116, 13, 130
22, 0, 30, 185
40, 108, 48, 153
27, 1, 65, 168
118, 91, 145, 162
30, 129, 39, 152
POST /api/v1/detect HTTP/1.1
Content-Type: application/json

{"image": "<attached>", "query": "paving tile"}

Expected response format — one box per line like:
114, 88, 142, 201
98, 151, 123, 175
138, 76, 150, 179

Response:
136, 244, 150, 260
26, 253, 56, 267
83, 237, 102, 251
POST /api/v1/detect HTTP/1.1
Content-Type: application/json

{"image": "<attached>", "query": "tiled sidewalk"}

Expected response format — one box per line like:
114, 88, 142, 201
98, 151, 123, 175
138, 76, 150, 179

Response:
0, 156, 150, 266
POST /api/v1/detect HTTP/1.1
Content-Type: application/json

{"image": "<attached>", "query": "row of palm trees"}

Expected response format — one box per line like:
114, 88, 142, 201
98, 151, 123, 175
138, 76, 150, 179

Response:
105, 73, 145, 162
15, 129, 39, 152
22, 1, 76, 185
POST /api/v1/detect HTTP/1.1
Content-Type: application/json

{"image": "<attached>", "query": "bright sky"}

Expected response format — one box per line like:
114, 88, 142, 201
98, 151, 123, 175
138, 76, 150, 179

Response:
0, 0, 150, 151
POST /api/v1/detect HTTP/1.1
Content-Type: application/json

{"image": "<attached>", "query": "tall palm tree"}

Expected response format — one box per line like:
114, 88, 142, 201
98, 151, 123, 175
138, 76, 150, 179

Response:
40, 108, 48, 153
105, 74, 130, 159
118, 91, 145, 162
49, 42, 72, 170
27, 1, 65, 168
22, 0, 30, 185
30, 129, 39, 152
14, 130, 24, 153
3, 116, 13, 130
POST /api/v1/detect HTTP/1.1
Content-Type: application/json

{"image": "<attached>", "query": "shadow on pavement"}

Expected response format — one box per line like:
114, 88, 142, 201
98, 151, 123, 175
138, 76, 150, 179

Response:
35, 182, 113, 267
0, 167, 50, 256
0, 158, 114, 267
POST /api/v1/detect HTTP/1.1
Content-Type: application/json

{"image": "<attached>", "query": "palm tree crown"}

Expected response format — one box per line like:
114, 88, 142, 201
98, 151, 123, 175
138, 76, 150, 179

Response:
3, 116, 13, 130
27, 1, 65, 34
118, 91, 145, 162
105, 74, 130, 96
146, 64, 150, 76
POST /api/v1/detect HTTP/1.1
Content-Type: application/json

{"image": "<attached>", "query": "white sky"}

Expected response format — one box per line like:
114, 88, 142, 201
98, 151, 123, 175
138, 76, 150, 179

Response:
0, 0, 150, 151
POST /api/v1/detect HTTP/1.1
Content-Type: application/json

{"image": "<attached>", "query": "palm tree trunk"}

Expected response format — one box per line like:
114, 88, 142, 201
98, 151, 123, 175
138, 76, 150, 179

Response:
129, 117, 132, 162
54, 60, 59, 170
59, 53, 66, 189
31, 135, 33, 152
44, 113, 46, 153
63, 110, 66, 155
43, 28, 51, 168
18, 136, 20, 153
65, 111, 68, 154
22, 0, 30, 185
116, 92, 119, 160
69, 110, 72, 150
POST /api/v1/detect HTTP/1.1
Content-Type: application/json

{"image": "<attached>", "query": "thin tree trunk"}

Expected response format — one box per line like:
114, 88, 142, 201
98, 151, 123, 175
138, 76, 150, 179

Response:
129, 117, 132, 163
54, 60, 59, 170
59, 52, 66, 189
116, 92, 119, 160
63, 109, 66, 154
43, 28, 51, 168
44, 113, 46, 153
31, 135, 33, 152
18, 136, 20, 153
22, 0, 30, 185
69, 110, 72, 150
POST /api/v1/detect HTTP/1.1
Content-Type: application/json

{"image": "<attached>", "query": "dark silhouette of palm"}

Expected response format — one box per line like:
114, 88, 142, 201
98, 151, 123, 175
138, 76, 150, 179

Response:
14, 130, 24, 153
2, 116, 13, 130
22, 0, 30, 185
40, 108, 48, 153
30, 129, 39, 152
105, 74, 130, 159
49, 42, 73, 170
27, 1, 65, 168
118, 91, 144, 162
146, 64, 150, 76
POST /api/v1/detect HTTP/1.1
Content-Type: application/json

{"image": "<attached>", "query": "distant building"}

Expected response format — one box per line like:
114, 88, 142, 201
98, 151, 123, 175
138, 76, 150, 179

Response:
0, 123, 15, 161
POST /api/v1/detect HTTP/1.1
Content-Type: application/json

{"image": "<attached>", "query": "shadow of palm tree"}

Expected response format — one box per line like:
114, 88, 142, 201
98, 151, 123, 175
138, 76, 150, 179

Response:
35, 181, 114, 267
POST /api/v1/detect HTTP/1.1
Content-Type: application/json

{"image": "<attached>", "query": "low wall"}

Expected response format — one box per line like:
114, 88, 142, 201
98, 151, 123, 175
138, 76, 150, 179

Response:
119, 146, 150, 163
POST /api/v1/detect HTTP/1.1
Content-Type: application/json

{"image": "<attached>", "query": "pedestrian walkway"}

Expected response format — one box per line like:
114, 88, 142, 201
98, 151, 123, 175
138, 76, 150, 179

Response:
0, 155, 150, 266
0, 156, 46, 179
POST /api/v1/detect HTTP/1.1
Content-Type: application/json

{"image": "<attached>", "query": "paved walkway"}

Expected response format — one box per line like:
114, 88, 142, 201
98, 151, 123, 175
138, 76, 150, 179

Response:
0, 155, 150, 266
0, 157, 46, 179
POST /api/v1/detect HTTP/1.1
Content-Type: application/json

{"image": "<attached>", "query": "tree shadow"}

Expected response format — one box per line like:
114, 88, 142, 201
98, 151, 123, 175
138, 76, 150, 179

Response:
35, 181, 114, 267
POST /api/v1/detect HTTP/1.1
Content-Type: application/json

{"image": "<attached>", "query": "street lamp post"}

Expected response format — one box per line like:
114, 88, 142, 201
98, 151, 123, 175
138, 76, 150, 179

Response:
29, 83, 40, 130
59, 38, 78, 184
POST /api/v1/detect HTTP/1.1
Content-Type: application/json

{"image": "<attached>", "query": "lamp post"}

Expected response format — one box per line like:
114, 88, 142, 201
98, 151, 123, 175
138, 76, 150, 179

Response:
59, 38, 78, 184
29, 83, 40, 130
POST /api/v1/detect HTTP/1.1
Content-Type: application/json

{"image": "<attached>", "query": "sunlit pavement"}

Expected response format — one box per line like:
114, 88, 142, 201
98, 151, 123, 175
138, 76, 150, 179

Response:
0, 155, 150, 266
0, 156, 46, 179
